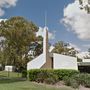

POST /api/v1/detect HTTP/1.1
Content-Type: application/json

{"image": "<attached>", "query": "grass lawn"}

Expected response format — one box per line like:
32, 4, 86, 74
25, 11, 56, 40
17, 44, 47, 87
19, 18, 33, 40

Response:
0, 81, 75, 90
0, 71, 21, 78
0, 71, 74, 90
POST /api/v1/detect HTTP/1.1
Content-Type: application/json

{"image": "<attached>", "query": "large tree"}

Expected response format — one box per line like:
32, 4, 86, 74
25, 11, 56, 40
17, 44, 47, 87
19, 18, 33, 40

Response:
0, 16, 38, 70
52, 41, 78, 57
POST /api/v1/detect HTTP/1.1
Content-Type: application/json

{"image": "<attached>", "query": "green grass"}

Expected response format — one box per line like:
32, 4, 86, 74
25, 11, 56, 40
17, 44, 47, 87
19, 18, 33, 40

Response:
0, 71, 21, 78
0, 71, 74, 90
0, 81, 74, 90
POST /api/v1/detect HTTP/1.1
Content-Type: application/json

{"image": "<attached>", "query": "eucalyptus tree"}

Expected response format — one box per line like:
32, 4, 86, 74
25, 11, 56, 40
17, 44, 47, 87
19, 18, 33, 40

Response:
52, 41, 78, 57
0, 16, 38, 70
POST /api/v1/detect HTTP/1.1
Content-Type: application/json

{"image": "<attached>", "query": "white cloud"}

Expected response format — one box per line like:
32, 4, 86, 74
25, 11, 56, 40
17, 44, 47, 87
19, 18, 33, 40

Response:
0, 8, 4, 16
67, 43, 81, 51
49, 46, 55, 52
83, 44, 90, 48
0, 0, 18, 16
76, 51, 90, 59
0, 19, 7, 22
36, 27, 55, 40
36, 27, 44, 37
48, 31, 55, 40
0, 19, 7, 27
62, 0, 90, 40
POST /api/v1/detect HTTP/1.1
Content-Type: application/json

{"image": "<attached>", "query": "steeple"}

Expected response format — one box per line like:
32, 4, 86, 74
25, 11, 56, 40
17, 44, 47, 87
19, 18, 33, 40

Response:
42, 24, 52, 68
45, 11, 47, 27
43, 11, 48, 55
43, 27, 48, 55
41, 12, 52, 69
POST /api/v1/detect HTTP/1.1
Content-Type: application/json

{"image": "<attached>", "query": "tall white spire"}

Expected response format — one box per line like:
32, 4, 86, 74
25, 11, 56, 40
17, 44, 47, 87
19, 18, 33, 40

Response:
43, 27, 48, 62
42, 12, 52, 69
43, 11, 48, 55
45, 11, 47, 27
42, 26, 52, 69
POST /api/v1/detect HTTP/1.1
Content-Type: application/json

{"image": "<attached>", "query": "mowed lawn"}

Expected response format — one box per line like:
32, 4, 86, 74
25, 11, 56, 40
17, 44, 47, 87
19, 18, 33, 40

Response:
0, 71, 74, 90
0, 81, 75, 90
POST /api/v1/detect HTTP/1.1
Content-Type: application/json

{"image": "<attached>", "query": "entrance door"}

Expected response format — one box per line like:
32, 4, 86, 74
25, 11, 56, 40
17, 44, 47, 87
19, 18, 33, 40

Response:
51, 57, 53, 69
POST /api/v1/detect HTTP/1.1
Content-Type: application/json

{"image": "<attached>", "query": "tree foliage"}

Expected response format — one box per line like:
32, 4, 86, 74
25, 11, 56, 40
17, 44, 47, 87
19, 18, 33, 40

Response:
52, 41, 78, 57
0, 16, 38, 70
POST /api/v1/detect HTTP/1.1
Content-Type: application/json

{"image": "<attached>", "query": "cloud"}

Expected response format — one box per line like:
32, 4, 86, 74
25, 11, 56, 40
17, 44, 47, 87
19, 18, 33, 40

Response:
49, 46, 55, 52
36, 27, 55, 40
48, 31, 55, 40
0, 19, 7, 27
76, 51, 90, 59
62, 0, 90, 40
0, 0, 18, 16
67, 43, 81, 51
0, 8, 4, 16
83, 44, 90, 48
0, 19, 7, 22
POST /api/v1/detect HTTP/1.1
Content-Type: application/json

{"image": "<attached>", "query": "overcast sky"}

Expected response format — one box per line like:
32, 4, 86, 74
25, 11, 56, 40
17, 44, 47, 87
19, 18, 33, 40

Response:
0, 0, 90, 52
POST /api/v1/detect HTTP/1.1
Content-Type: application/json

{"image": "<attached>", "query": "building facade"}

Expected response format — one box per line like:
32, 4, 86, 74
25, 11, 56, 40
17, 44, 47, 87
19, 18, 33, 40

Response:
27, 27, 90, 72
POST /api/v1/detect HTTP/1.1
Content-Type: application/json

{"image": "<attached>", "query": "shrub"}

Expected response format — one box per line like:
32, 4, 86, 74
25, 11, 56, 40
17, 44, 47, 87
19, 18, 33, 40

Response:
44, 73, 58, 84
28, 69, 79, 83
53, 69, 79, 80
28, 69, 40, 81
75, 73, 90, 88
28, 69, 59, 84
63, 76, 71, 86
22, 70, 27, 78
69, 78, 79, 89
44, 77, 56, 84
63, 73, 90, 88
63, 76, 79, 88
36, 71, 49, 83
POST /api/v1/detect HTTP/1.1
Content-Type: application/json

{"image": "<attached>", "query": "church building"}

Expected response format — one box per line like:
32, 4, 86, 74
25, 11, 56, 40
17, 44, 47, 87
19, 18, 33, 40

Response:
27, 27, 78, 70
27, 27, 90, 73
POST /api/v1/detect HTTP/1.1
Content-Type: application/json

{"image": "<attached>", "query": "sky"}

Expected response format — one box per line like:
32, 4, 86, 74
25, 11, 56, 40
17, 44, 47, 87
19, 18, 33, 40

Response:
0, 0, 90, 52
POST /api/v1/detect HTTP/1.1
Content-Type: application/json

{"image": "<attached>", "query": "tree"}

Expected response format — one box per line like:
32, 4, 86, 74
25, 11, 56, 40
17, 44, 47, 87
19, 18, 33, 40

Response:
52, 41, 65, 54
84, 48, 90, 59
0, 16, 38, 70
79, 0, 90, 13
52, 41, 78, 57
34, 36, 43, 56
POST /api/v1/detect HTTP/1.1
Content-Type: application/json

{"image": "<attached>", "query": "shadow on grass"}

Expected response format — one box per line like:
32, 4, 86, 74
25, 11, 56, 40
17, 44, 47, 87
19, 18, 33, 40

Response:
0, 77, 26, 84
0, 75, 7, 77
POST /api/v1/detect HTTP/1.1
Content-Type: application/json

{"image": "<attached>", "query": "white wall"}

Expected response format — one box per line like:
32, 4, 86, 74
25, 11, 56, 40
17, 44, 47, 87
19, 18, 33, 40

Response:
83, 59, 90, 62
53, 53, 78, 70
27, 54, 45, 70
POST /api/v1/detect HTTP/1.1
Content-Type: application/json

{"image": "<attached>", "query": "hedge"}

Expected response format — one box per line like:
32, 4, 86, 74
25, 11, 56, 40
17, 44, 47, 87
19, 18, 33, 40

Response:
22, 70, 27, 78
22, 69, 90, 88
27, 69, 79, 82
63, 73, 90, 88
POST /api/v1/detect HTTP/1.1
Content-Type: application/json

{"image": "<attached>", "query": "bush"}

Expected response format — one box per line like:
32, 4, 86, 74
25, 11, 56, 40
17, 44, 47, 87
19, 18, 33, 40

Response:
44, 77, 56, 84
63, 73, 90, 88
53, 69, 79, 80
63, 76, 79, 88
22, 70, 27, 78
27, 69, 90, 88
36, 72, 58, 84
36, 71, 49, 83
28, 69, 79, 84
28, 69, 41, 81
74, 73, 90, 88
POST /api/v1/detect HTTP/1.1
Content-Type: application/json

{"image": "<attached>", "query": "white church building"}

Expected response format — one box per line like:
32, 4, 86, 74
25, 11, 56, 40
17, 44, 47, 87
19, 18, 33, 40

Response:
27, 27, 90, 72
